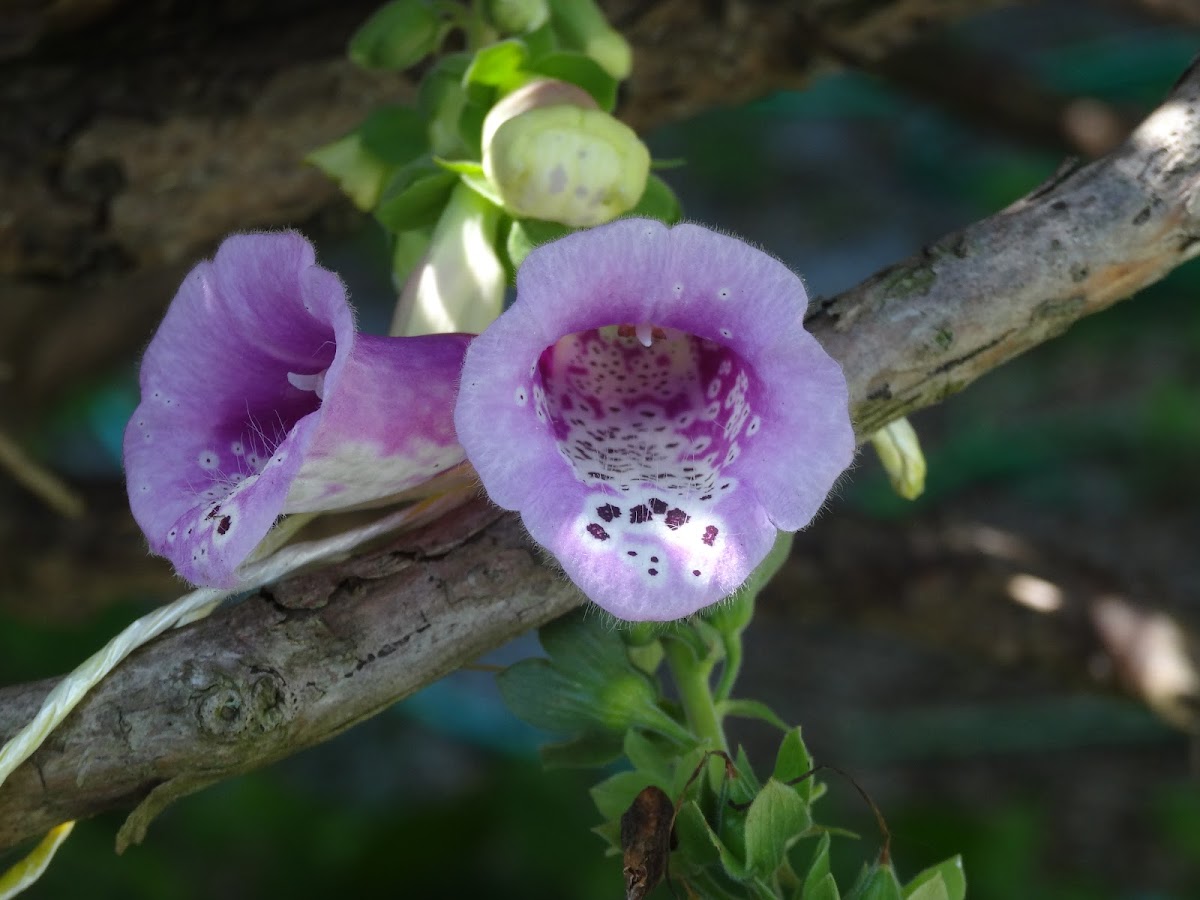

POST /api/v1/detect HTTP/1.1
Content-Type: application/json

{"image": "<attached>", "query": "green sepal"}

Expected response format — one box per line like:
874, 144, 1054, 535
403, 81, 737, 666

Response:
848, 861, 905, 900
801, 872, 842, 900
626, 638, 663, 677
718, 698, 789, 732
773, 727, 816, 804
743, 778, 813, 879
540, 731, 625, 769
801, 832, 835, 898
526, 50, 618, 110
506, 216, 572, 268
903, 856, 965, 900
348, 0, 445, 70
434, 158, 486, 176
629, 173, 684, 225
375, 165, 458, 233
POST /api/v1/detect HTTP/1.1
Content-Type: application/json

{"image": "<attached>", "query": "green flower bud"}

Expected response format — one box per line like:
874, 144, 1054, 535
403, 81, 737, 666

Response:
484, 103, 650, 227
485, 0, 550, 34
391, 183, 505, 335
481, 77, 598, 149
870, 416, 927, 500
547, 0, 632, 79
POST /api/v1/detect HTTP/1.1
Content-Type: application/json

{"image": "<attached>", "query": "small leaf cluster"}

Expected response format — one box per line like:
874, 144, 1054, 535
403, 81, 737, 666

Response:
499, 594, 968, 898
309, 0, 681, 295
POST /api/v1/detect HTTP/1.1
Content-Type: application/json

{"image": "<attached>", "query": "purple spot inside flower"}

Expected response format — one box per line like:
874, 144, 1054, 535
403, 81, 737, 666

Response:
629, 504, 653, 524
217, 515, 231, 535
596, 503, 621, 522
649, 498, 668, 515
665, 508, 690, 530
587, 523, 610, 541
702, 525, 719, 546
648, 568, 658, 576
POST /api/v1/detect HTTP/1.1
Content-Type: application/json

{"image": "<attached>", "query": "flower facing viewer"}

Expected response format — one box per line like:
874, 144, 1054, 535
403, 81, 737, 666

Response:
454, 219, 854, 621
124, 232, 470, 587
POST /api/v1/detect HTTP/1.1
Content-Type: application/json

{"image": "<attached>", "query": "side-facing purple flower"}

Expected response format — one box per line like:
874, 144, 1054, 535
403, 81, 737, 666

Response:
455, 218, 854, 621
124, 231, 470, 587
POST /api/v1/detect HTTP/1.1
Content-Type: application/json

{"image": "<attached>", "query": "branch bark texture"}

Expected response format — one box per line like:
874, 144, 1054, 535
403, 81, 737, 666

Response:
1, 42, 1199, 858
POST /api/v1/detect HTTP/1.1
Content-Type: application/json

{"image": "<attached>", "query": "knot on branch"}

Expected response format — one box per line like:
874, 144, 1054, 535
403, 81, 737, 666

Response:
187, 665, 292, 740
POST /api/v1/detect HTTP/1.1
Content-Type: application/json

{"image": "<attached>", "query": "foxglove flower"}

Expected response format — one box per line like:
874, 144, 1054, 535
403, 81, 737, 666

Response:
455, 218, 855, 621
124, 232, 470, 588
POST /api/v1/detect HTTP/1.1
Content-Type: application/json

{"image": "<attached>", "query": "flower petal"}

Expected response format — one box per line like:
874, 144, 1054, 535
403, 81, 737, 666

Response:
455, 218, 854, 620
125, 231, 469, 587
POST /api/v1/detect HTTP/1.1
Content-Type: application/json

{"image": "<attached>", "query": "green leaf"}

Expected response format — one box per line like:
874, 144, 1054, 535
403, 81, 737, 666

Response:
499, 611, 692, 743
375, 168, 458, 232
496, 658, 604, 734
527, 50, 618, 110
848, 862, 904, 900
674, 800, 748, 881
459, 170, 505, 207
801, 832, 834, 896
903, 856, 965, 900
623, 730, 674, 782
306, 131, 392, 211
743, 778, 812, 879
434, 158, 486, 177
773, 727, 816, 804
672, 800, 723, 869
589, 770, 666, 821
905, 875, 950, 900
540, 731, 624, 768
731, 745, 762, 805
718, 698, 789, 732
506, 217, 571, 268
464, 39, 529, 91
349, 0, 444, 70
359, 106, 429, 164
628, 173, 683, 224
418, 53, 472, 156
802, 872, 842, 900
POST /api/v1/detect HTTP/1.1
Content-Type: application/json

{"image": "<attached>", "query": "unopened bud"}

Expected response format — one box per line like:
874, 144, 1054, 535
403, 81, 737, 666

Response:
484, 100, 649, 227
870, 416, 926, 500
485, 0, 549, 34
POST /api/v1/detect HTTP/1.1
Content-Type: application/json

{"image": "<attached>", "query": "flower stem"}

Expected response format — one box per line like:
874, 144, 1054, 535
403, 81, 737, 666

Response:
713, 632, 743, 704
663, 638, 728, 754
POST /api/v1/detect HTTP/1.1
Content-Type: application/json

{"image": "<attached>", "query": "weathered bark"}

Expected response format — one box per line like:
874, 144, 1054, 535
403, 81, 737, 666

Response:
1, 55, 1199, 850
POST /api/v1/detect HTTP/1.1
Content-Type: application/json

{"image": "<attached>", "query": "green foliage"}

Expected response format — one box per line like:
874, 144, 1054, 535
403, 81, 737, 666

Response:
497, 559, 966, 898
311, 0, 676, 305
348, 0, 446, 70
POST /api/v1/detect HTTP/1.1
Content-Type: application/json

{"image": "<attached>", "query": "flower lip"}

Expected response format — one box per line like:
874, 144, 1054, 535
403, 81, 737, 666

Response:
454, 218, 854, 621
124, 231, 470, 588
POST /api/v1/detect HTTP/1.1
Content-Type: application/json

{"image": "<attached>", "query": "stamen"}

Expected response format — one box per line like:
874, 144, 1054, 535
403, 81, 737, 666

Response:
635, 322, 654, 347
287, 371, 327, 399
